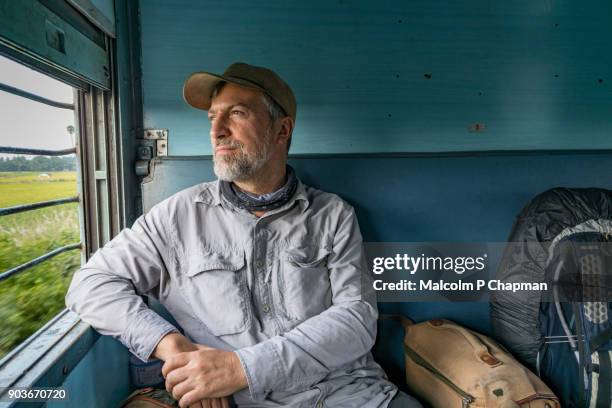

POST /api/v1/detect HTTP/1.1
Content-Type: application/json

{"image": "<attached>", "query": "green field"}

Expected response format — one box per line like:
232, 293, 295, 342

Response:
0, 171, 78, 207
0, 172, 80, 359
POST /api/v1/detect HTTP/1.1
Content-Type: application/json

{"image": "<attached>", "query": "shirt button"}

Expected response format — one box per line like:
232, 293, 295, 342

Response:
262, 304, 271, 313
255, 260, 264, 268
316, 403, 323, 408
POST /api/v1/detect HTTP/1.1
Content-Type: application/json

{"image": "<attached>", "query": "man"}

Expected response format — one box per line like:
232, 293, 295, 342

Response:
66, 62, 421, 408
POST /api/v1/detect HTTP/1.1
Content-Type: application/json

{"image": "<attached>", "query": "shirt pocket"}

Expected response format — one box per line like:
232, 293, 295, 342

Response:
180, 249, 250, 336
279, 245, 332, 321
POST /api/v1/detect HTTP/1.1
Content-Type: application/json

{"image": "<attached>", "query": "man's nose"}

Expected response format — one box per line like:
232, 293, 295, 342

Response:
210, 114, 230, 141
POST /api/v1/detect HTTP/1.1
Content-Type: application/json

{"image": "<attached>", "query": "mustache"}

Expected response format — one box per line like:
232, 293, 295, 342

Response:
215, 140, 244, 149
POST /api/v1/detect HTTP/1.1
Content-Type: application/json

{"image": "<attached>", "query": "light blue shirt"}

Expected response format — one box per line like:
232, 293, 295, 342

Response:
66, 178, 398, 407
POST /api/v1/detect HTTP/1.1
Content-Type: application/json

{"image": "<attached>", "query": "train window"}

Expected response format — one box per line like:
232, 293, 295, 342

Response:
0, 1, 124, 397
0, 55, 82, 360
0, 48, 122, 363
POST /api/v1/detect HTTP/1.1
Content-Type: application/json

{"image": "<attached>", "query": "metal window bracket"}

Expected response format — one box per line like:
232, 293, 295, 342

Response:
135, 129, 168, 176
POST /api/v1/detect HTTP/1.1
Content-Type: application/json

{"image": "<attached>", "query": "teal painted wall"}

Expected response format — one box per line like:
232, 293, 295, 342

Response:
139, 0, 612, 155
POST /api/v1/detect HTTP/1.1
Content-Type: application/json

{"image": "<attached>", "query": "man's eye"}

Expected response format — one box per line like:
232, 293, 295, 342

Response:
208, 116, 215, 122
231, 110, 245, 116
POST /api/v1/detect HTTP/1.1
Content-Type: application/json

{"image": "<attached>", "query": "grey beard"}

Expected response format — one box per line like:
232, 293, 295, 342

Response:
213, 140, 271, 182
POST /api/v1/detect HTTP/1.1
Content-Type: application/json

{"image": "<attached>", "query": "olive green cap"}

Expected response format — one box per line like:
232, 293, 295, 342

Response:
183, 62, 296, 121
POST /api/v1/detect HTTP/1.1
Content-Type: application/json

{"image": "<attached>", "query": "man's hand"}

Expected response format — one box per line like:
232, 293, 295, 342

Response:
153, 334, 236, 408
162, 345, 248, 407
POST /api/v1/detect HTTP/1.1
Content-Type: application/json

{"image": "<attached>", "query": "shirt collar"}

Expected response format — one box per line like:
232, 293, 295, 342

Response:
193, 180, 222, 206
291, 179, 310, 213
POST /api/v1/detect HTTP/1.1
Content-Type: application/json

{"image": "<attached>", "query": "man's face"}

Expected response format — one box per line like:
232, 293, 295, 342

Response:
208, 83, 276, 182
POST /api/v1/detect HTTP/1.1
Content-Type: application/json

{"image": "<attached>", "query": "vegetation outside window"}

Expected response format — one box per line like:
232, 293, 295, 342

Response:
0, 55, 81, 359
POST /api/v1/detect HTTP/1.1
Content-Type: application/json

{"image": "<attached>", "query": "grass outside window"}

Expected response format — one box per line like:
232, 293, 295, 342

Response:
0, 171, 80, 359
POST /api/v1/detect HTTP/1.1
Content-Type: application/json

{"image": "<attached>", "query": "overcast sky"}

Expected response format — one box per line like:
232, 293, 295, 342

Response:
0, 55, 75, 156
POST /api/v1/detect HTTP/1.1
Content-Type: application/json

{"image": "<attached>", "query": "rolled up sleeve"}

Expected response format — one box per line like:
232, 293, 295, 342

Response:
65, 205, 178, 362
235, 206, 378, 400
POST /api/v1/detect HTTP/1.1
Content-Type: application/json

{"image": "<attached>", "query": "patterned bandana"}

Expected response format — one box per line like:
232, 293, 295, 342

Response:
219, 165, 298, 212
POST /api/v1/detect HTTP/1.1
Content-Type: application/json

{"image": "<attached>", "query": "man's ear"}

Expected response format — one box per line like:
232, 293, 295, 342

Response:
275, 117, 294, 147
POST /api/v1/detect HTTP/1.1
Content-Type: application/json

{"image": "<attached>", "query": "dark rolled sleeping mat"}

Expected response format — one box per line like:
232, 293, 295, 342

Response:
490, 187, 612, 369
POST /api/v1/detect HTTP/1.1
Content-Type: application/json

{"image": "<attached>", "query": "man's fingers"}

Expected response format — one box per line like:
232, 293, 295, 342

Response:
162, 352, 191, 378
165, 365, 189, 393
221, 397, 230, 408
179, 390, 205, 408
171, 379, 192, 402
189, 402, 205, 408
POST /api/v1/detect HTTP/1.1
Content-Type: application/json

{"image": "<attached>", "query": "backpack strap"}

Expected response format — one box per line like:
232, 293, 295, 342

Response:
595, 351, 611, 408
573, 303, 588, 407
590, 327, 612, 352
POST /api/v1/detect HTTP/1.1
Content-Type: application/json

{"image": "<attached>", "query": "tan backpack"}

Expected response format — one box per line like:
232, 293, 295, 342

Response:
120, 388, 178, 408
398, 317, 560, 408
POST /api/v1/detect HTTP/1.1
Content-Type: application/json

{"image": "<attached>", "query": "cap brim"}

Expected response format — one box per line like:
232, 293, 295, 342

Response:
183, 72, 265, 111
